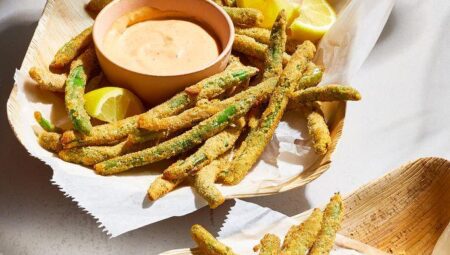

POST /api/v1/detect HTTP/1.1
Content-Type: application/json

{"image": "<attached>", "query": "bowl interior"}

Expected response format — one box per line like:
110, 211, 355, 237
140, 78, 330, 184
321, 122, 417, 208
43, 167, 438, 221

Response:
93, 0, 234, 77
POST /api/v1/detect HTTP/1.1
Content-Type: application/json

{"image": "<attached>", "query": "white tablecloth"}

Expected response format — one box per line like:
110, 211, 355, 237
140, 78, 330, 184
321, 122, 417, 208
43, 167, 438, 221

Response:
0, 0, 449, 254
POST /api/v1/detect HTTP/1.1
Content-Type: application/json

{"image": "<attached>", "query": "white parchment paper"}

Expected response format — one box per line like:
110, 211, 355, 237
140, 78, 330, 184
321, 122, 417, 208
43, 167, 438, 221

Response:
217, 199, 364, 254
9, 0, 395, 236
432, 223, 450, 255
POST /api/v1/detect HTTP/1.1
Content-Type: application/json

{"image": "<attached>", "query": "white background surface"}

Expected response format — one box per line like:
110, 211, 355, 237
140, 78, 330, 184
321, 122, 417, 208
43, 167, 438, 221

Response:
0, 0, 449, 254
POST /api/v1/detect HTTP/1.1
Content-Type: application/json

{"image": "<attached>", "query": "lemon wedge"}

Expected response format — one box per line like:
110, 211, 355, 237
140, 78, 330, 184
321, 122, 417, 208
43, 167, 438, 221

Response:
84, 87, 144, 123
237, 0, 297, 28
289, 0, 336, 42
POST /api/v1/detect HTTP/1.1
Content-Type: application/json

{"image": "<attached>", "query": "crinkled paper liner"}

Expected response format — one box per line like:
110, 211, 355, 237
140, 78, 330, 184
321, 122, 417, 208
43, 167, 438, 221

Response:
6, 0, 395, 236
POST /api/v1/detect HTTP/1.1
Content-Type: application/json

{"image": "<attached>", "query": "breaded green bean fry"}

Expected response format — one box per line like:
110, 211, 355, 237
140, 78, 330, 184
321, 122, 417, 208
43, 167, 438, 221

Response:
65, 65, 91, 135
255, 234, 281, 255
34, 111, 62, 133
147, 175, 184, 201
94, 97, 256, 175
85, 72, 104, 92
309, 194, 344, 255
223, 0, 236, 7
65, 47, 98, 135
235, 27, 302, 54
285, 40, 302, 55
296, 63, 323, 90
138, 64, 257, 130
292, 84, 362, 103
263, 11, 287, 80
37, 131, 62, 152
233, 34, 291, 65
191, 224, 237, 255
303, 103, 331, 155
86, 0, 112, 13
61, 115, 138, 148
248, 105, 264, 129
29, 67, 66, 92
281, 208, 323, 255
58, 139, 154, 166
221, 41, 316, 185
163, 118, 245, 180
126, 130, 168, 145
62, 90, 190, 148
61, 63, 249, 148
223, 7, 263, 27
192, 155, 229, 208
58, 141, 127, 166
235, 27, 271, 45
50, 26, 93, 69
183, 66, 258, 99
144, 102, 224, 132
141, 77, 277, 133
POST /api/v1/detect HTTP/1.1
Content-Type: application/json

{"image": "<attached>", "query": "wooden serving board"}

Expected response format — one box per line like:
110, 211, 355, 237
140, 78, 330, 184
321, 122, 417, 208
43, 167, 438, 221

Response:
6, 0, 345, 198
162, 158, 450, 255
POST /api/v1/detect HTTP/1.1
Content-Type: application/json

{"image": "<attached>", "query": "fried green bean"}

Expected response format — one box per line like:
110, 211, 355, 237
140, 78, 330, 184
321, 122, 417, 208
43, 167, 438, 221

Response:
86, 0, 112, 13
191, 224, 237, 255
212, 0, 224, 6
309, 194, 344, 255
296, 63, 323, 90
235, 27, 301, 54
254, 234, 281, 255
243, 55, 266, 75
285, 40, 303, 55
138, 64, 257, 130
69, 46, 99, 74
61, 115, 137, 148
126, 130, 169, 145
163, 118, 245, 180
223, 7, 263, 27
292, 84, 362, 103
58, 141, 127, 166
141, 77, 277, 132
192, 154, 229, 208
50, 26, 93, 69
29, 67, 66, 92
94, 97, 256, 175
58, 139, 155, 166
143, 103, 223, 132
65, 47, 98, 135
34, 111, 62, 133
85, 72, 104, 92
263, 11, 287, 80
303, 103, 331, 155
65, 65, 91, 135
61, 92, 188, 148
37, 131, 62, 152
61, 63, 248, 148
234, 34, 291, 66
248, 105, 264, 129
223, 0, 237, 7
235, 27, 271, 44
221, 41, 316, 185
281, 208, 323, 255
147, 175, 184, 201
183, 66, 257, 98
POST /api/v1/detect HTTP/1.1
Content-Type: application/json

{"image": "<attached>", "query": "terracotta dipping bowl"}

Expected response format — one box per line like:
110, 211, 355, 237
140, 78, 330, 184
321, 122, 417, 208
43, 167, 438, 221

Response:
93, 0, 234, 105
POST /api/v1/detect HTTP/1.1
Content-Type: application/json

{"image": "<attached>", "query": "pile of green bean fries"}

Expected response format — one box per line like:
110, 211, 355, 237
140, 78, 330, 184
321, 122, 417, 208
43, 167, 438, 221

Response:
191, 194, 343, 255
30, 0, 361, 208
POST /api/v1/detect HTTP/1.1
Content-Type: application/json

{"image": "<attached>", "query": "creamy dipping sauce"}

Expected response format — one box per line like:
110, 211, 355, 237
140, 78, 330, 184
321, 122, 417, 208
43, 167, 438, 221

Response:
103, 8, 220, 75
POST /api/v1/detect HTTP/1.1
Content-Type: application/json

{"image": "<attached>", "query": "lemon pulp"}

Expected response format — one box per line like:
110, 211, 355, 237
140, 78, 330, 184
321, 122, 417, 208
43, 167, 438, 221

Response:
84, 87, 144, 123
289, 0, 336, 42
